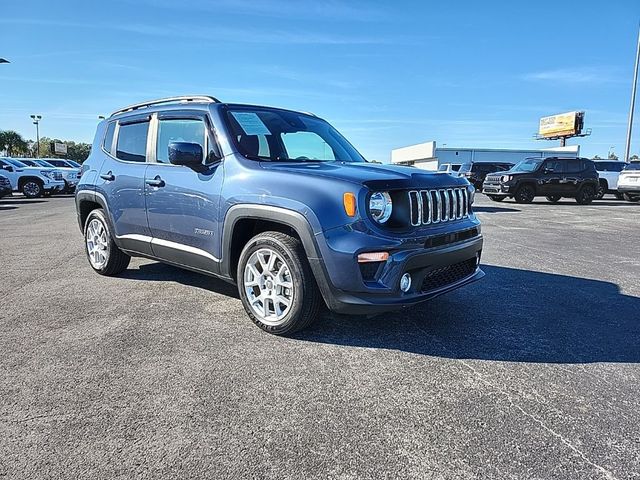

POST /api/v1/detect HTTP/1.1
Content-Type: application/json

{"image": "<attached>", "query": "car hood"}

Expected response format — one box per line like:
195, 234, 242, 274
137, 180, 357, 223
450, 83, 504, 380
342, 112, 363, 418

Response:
259, 161, 469, 190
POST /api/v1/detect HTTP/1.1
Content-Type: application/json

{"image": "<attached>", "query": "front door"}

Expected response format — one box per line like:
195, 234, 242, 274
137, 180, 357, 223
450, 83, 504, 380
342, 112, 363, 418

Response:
539, 159, 567, 196
144, 112, 224, 274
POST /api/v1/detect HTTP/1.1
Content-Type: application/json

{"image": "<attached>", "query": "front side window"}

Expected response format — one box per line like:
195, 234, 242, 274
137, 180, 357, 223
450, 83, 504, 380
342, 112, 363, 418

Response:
116, 121, 149, 162
156, 118, 205, 164
224, 106, 365, 162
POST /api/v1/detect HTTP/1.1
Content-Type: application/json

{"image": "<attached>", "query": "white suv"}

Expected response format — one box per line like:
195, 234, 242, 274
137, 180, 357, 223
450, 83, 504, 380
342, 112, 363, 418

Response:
593, 160, 628, 200
618, 162, 640, 202
0, 157, 66, 198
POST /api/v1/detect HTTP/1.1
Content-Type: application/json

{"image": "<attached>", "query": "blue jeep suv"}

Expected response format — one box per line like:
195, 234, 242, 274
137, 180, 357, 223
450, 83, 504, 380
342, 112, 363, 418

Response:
76, 96, 483, 334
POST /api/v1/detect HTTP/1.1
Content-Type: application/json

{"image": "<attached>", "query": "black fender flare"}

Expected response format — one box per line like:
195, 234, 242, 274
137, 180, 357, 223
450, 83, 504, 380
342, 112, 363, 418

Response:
220, 204, 322, 279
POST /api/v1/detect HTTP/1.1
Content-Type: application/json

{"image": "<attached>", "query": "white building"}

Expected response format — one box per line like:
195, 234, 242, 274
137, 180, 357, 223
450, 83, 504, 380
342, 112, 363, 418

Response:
391, 141, 580, 170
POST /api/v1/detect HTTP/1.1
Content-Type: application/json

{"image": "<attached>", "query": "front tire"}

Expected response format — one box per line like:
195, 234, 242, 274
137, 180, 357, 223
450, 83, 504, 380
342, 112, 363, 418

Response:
623, 193, 640, 202
575, 185, 596, 205
514, 185, 535, 204
546, 195, 561, 203
595, 180, 607, 200
84, 209, 130, 275
237, 231, 322, 335
22, 180, 43, 198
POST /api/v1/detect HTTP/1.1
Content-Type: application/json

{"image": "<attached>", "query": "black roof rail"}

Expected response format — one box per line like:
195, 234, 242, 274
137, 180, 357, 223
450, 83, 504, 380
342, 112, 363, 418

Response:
110, 95, 220, 117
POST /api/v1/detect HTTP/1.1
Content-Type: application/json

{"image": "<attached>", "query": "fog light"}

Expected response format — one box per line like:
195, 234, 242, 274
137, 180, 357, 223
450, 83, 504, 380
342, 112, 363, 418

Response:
400, 273, 412, 292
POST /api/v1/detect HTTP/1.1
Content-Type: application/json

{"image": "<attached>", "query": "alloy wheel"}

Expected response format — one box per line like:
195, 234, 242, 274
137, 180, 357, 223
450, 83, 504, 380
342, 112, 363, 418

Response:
86, 218, 109, 269
244, 248, 294, 325
23, 181, 41, 198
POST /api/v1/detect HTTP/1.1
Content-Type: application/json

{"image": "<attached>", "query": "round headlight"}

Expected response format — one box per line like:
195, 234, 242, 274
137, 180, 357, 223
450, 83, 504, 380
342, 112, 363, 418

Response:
501, 175, 512, 182
369, 191, 393, 224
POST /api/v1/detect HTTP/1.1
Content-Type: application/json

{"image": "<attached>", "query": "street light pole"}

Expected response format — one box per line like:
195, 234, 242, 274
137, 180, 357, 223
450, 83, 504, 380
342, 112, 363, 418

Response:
624, 25, 640, 163
30, 115, 42, 158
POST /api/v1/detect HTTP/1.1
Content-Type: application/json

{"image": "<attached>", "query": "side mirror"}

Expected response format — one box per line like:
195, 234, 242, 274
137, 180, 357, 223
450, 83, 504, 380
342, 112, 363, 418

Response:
2, 165, 13, 172
168, 142, 203, 167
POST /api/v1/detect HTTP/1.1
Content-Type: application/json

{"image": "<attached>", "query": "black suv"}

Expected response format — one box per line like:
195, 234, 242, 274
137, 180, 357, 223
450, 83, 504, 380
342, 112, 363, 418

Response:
482, 157, 599, 204
458, 162, 513, 190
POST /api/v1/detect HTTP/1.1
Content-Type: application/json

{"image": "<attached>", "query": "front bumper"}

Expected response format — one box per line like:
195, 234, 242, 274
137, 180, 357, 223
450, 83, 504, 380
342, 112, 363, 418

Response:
482, 181, 511, 196
44, 180, 66, 193
311, 232, 484, 315
618, 185, 640, 195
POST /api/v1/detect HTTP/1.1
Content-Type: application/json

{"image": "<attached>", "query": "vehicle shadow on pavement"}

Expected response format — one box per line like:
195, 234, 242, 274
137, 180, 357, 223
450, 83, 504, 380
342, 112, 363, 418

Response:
119, 262, 240, 299
295, 265, 640, 364
473, 206, 521, 213
0, 199, 47, 205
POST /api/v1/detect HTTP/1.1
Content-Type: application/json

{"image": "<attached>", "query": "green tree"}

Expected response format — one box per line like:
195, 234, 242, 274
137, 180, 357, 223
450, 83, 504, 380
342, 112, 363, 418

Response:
66, 141, 91, 163
0, 130, 29, 156
592, 155, 602, 159
630, 154, 639, 161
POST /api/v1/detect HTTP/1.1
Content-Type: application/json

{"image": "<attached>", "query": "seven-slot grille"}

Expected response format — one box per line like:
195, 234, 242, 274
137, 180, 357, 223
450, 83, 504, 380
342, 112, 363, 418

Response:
0, 176, 10, 187
53, 171, 63, 181
408, 187, 470, 226
484, 175, 502, 183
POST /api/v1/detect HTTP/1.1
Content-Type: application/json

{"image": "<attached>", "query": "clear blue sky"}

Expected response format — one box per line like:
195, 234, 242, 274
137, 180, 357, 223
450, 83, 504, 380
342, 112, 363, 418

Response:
1, 0, 639, 160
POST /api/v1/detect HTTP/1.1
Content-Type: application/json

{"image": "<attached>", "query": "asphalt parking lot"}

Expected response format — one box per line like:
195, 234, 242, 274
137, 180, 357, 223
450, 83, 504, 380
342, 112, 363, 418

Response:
1, 193, 639, 479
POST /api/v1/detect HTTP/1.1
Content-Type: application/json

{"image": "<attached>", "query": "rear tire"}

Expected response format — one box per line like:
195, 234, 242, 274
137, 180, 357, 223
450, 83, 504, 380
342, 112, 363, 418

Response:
487, 195, 504, 202
514, 185, 535, 204
237, 231, 323, 335
546, 195, 561, 203
22, 180, 43, 199
595, 180, 607, 200
575, 185, 596, 205
84, 209, 131, 275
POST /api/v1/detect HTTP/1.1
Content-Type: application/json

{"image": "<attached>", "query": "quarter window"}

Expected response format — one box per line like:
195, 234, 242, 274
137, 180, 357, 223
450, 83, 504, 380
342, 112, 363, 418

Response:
116, 121, 149, 162
156, 118, 205, 164
103, 122, 116, 154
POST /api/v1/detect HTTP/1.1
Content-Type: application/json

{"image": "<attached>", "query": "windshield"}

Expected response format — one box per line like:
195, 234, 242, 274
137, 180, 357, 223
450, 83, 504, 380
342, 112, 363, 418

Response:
223, 106, 365, 162
624, 162, 640, 171
438, 164, 451, 172
511, 158, 542, 172
46, 159, 71, 167
21, 160, 38, 167
6, 158, 27, 168
458, 163, 472, 173
66, 160, 81, 167
36, 160, 56, 168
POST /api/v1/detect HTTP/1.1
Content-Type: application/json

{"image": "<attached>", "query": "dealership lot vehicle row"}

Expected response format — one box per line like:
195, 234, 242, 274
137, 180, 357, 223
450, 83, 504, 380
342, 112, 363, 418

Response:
1, 195, 639, 479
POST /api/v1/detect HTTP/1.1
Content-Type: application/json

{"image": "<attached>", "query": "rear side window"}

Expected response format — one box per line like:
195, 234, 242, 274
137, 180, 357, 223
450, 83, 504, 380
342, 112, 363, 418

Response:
544, 160, 565, 173
565, 160, 583, 173
103, 122, 116, 154
116, 121, 149, 162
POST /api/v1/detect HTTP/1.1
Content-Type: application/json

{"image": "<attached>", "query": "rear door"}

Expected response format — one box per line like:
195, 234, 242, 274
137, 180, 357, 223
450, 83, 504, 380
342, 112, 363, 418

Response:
96, 116, 152, 255
144, 111, 224, 274
563, 159, 585, 195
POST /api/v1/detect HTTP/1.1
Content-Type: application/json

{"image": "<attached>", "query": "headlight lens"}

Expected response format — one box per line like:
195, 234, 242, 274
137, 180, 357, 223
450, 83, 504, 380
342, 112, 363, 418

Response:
40, 170, 53, 179
501, 175, 512, 182
369, 191, 393, 224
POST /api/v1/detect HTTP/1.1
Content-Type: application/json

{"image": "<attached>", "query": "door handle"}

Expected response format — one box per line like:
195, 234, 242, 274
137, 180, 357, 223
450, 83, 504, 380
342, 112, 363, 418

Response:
100, 172, 115, 181
145, 176, 165, 188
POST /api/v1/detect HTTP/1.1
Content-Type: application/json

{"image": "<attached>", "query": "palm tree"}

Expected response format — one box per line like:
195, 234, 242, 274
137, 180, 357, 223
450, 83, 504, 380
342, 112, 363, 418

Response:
0, 130, 29, 156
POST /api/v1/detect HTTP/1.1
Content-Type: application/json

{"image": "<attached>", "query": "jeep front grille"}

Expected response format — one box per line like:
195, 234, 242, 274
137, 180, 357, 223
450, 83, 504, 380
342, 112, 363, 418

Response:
53, 172, 63, 181
408, 187, 470, 226
485, 175, 501, 183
